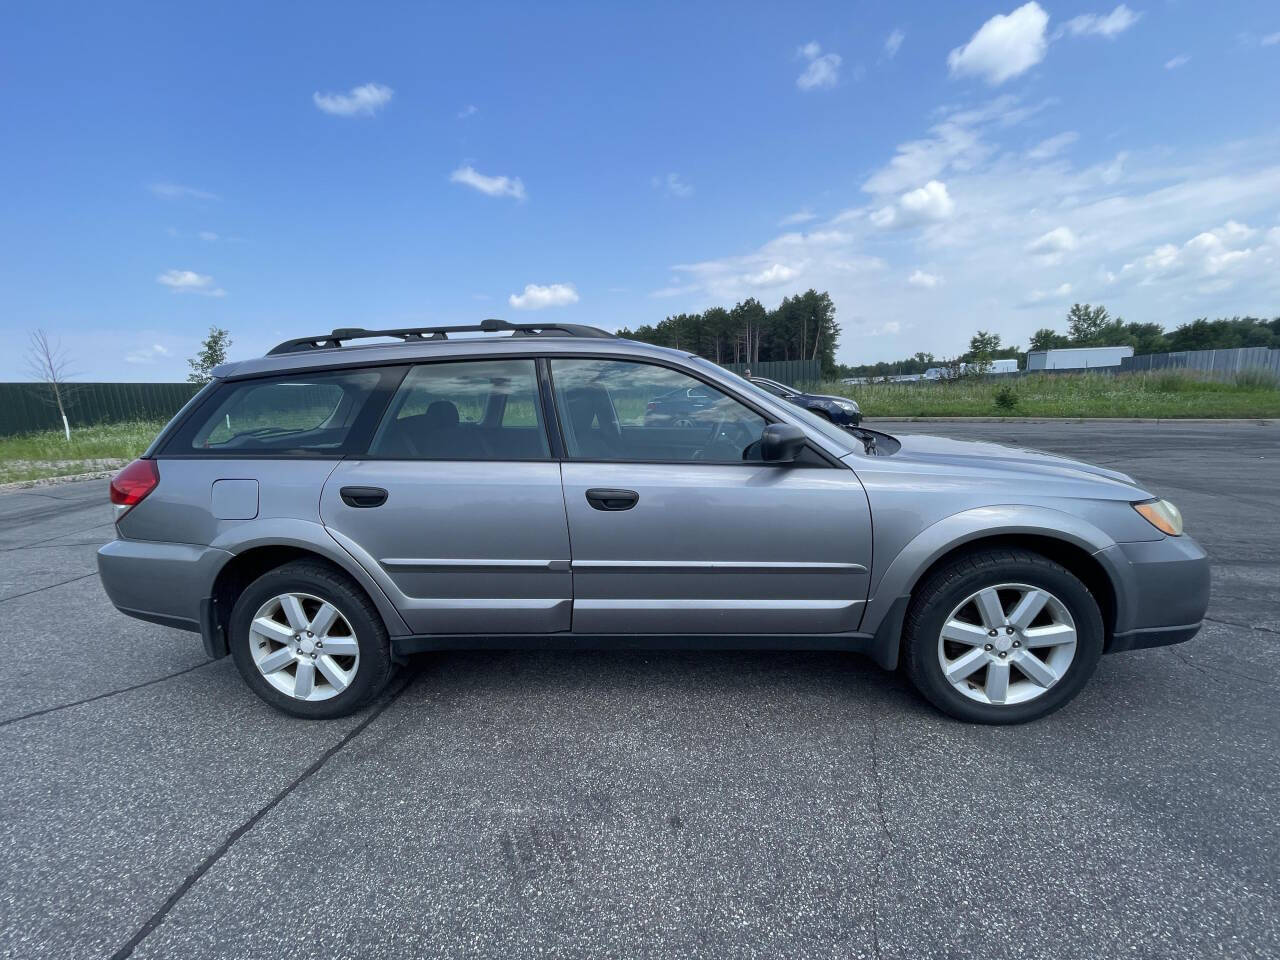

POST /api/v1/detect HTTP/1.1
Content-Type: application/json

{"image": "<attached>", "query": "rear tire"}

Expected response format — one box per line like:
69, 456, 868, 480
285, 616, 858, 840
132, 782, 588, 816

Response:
229, 560, 393, 719
902, 548, 1104, 724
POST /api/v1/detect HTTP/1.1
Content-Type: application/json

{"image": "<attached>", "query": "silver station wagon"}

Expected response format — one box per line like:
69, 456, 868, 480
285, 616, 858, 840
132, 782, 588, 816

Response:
98, 320, 1210, 723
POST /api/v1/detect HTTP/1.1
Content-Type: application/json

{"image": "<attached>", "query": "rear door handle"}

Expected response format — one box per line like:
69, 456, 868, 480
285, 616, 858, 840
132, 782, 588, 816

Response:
585, 488, 639, 511
340, 486, 388, 508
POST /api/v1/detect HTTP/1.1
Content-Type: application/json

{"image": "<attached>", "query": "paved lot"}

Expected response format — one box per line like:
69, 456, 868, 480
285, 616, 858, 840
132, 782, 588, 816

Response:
1, 420, 1277, 960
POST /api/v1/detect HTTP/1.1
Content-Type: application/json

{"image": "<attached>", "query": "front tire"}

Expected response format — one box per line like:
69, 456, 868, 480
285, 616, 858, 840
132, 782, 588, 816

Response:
229, 560, 393, 719
902, 548, 1104, 724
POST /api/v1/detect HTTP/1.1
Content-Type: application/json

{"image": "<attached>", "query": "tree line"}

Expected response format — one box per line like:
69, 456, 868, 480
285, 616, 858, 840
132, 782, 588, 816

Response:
616, 289, 841, 377
838, 304, 1280, 380
1029, 304, 1280, 353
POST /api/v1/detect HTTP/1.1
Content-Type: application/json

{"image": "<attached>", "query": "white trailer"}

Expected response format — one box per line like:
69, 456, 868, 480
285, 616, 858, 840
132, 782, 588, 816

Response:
1026, 345, 1134, 371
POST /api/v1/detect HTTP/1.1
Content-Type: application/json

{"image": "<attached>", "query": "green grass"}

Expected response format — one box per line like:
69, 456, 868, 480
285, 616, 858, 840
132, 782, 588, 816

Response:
826, 371, 1280, 419
0, 420, 164, 484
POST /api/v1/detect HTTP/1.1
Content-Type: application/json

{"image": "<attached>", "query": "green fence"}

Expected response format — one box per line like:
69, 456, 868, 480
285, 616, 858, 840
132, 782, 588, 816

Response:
0, 382, 203, 438
723, 359, 822, 390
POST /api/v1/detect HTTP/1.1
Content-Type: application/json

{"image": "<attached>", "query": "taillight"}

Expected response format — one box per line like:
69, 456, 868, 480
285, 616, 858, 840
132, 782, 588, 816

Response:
110, 459, 159, 513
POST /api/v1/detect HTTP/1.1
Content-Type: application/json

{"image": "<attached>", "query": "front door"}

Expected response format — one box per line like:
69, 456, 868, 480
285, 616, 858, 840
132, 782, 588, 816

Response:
321, 358, 571, 634
548, 357, 873, 635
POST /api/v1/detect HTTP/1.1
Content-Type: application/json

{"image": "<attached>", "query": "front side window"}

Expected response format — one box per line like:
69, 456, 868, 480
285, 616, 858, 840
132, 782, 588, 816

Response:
174, 368, 387, 454
368, 359, 549, 460
549, 358, 766, 462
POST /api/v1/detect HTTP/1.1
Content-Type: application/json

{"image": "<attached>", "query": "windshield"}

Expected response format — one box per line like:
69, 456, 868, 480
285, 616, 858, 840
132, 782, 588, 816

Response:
752, 377, 796, 397
689, 358, 864, 452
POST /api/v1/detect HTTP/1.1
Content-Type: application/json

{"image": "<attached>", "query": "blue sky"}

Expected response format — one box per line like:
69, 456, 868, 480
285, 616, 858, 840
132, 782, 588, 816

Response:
3, 1, 1278, 380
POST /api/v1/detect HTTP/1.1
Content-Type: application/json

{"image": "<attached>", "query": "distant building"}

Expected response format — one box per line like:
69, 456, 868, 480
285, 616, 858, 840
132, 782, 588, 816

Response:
1026, 345, 1134, 371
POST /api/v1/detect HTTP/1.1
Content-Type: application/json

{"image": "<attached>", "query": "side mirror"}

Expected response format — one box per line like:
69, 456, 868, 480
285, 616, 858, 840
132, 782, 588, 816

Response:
759, 423, 806, 463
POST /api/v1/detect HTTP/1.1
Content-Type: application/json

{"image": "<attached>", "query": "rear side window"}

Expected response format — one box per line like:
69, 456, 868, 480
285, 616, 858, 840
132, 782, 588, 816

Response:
368, 359, 550, 460
168, 368, 392, 455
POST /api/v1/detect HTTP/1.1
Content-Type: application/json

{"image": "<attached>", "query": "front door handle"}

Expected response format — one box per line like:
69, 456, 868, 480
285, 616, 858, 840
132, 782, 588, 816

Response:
340, 485, 388, 508
585, 488, 639, 511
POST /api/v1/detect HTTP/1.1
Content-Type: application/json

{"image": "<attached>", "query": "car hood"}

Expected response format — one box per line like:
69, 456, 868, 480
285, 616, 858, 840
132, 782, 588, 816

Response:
804, 392, 854, 406
888, 432, 1141, 490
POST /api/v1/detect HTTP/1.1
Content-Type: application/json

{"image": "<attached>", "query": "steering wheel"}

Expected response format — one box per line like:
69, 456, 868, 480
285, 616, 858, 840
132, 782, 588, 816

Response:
691, 419, 753, 460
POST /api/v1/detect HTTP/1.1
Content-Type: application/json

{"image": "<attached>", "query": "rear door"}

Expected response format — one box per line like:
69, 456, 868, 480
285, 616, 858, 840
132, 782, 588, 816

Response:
320, 357, 572, 634
548, 357, 873, 635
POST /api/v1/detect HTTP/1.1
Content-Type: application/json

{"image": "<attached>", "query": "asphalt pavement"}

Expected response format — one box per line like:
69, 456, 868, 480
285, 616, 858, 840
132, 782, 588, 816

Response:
1, 419, 1276, 959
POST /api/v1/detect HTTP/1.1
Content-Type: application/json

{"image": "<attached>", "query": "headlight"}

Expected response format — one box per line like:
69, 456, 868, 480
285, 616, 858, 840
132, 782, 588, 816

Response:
834, 400, 860, 413
1133, 498, 1183, 536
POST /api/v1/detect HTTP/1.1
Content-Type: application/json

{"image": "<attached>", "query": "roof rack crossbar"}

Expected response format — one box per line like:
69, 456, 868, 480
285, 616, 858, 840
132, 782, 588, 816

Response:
266, 318, 615, 355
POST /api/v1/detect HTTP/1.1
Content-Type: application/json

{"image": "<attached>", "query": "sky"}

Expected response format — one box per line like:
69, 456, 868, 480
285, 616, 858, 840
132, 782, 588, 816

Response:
2, 0, 1278, 381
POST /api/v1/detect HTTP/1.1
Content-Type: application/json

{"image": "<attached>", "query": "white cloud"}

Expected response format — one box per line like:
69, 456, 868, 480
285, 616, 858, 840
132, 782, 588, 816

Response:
1163, 54, 1190, 70
1027, 131, 1078, 160
125, 344, 170, 365
796, 42, 842, 90
873, 180, 956, 228
1060, 4, 1141, 40
948, 3, 1049, 86
884, 29, 905, 58
313, 83, 393, 117
1024, 282, 1073, 304
654, 172, 694, 198
1122, 220, 1274, 290
1027, 226, 1079, 263
156, 269, 226, 297
861, 95, 1039, 194
779, 209, 818, 226
458, 104, 478, 119
745, 264, 800, 287
1263, 32, 1280, 46
655, 227, 884, 302
901, 180, 955, 220
150, 182, 218, 201
508, 283, 579, 309
869, 206, 897, 228
198, 230, 219, 242
908, 269, 940, 288
450, 165, 527, 200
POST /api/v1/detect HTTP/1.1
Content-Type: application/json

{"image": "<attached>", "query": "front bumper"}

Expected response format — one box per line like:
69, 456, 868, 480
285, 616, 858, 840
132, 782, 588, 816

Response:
97, 538, 232, 634
1098, 533, 1210, 653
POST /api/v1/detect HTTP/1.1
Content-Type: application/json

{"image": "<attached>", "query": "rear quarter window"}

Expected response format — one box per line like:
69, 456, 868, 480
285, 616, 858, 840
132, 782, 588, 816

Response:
164, 368, 398, 455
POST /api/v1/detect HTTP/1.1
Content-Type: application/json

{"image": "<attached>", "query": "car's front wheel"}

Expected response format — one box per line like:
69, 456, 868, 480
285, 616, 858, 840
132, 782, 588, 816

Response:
228, 560, 393, 719
902, 548, 1104, 724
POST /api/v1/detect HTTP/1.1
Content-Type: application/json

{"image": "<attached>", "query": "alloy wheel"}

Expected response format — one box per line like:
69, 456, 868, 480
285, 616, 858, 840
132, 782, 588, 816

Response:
937, 582, 1077, 706
249, 592, 360, 702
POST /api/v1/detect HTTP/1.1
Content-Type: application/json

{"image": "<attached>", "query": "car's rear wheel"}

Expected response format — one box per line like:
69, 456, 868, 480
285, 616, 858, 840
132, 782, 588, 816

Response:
902, 548, 1104, 724
229, 560, 392, 719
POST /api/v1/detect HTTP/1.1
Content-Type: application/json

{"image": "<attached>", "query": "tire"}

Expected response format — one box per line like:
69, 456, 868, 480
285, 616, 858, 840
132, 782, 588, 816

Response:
902, 548, 1104, 724
229, 560, 393, 719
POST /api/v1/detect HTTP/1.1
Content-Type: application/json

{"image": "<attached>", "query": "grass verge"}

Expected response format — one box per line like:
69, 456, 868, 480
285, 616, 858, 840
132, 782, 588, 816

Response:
0, 420, 165, 485
828, 371, 1280, 419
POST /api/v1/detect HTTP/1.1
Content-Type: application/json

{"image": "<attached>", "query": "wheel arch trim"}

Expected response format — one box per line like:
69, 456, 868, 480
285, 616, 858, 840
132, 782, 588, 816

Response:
206, 519, 411, 644
859, 505, 1130, 667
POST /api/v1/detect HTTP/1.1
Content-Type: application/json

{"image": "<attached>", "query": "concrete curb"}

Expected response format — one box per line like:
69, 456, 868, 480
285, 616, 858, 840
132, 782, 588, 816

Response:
866, 416, 1278, 425
0, 470, 116, 493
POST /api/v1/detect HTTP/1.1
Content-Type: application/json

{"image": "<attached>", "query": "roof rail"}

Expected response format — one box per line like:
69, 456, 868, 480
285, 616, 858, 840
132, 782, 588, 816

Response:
266, 318, 615, 356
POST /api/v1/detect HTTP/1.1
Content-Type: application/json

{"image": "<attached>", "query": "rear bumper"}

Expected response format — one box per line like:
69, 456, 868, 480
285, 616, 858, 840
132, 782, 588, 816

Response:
97, 538, 232, 635
1099, 533, 1210, 653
